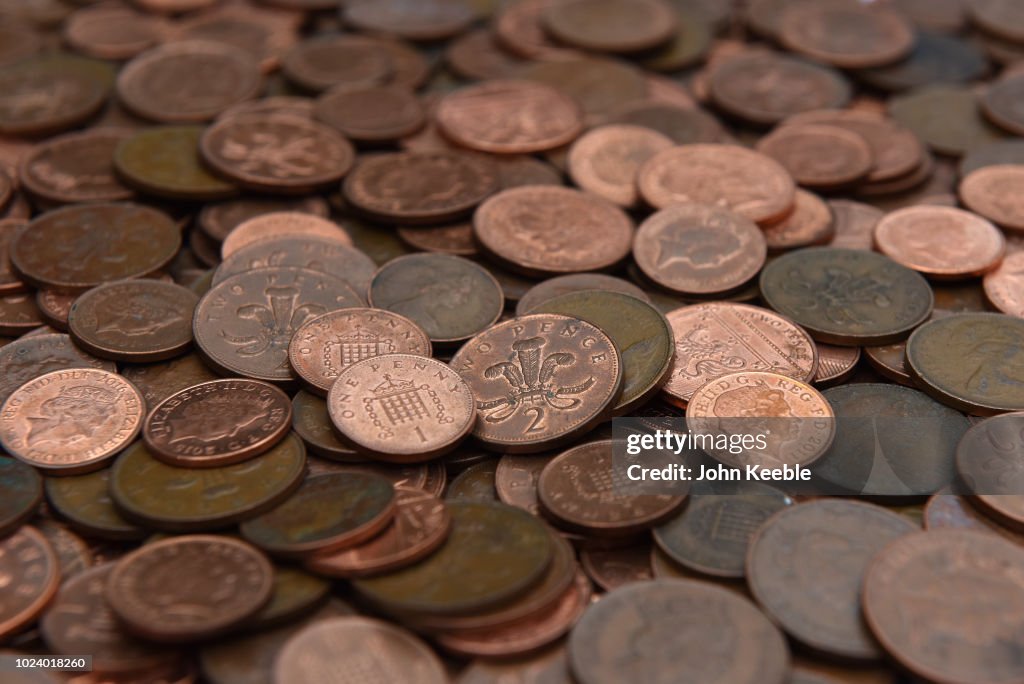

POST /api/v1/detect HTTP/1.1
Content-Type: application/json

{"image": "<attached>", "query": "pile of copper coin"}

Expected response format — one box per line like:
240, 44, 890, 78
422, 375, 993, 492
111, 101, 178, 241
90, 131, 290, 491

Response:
3, 0, 1024, 682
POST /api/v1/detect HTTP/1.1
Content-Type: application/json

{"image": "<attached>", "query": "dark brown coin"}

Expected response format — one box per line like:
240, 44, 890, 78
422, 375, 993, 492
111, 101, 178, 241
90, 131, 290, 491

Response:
955, 413, 1024, 531
310, 460, 446, 497
864, 530, 1024, 684
457, 647, 572, 683
436, 80, 584, 154
925, 492, 1024, 546
219, 212, 354, 259
114, 126, 238, 201
0, 455, 41, 536
11, 203, 180, 293
342, 0, 476, 41
516, 274, 648, 318
446, 460, 499, 502
0, 526, 59, 641
397, 223, 478, 257
474, 186, 633, 277
368, 254, 503, 346
117, 41, 262, 123
960, 140, 1024, 179
106, 535, 273, 643
856, 31, 986, 94
863, 341, 912, 385
144, 379, 292, 468
314, 85, 425, 143
779, 2, 915, 68
445, 29, 525, 81
519, 57, 646, 126
62, 5, 168, 61
194, 267, 363, 382
828, 199, 883, 251
579, 545, 653, 591
34, 290, 74, 331
889, 85, 1008, 158
289, 308, 432, 395
199, 196, 329, 242
748, 500, 916, 661
44, 467, 145, 541
172, 4, 299, 73
756, 124, 873, 189
0, 218, 26, 295
120, 353, 219, 411
0, 54, 113, 136
200, 114, 355, 194
566, 124, 673, 208
569, 580, 789, 684
540, 0, 676, 53
68, 280, 198, 363
0, 292, 42, 336
0, 16, 41, 68
982, 75, 1024, 137
18, 128, 134, 205
761, 190, 835, 252
281, 34, 392, 93
343, 151, 499, 225
292, 390, 361, 462
34, 519, 92, 582
450, 314, 623, 453
495, 454, 547, 515
610, 102, 726, 144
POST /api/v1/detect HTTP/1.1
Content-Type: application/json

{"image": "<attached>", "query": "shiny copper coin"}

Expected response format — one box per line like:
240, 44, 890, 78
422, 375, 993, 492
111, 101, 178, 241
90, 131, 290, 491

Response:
474, 186, 633, 277
436, 80, 584, 154
18, 128, 134, 205
292, 390, 361, 462
117, 41, 262, 123
106, 535, 273, 643
11, 203, 180, 293
955, 413, 1024, 531
62, 5, 168, 61
959, 164, 1024, 232
638, 144, 796, 225
864, 530, 1024, 684
306, 487, 450, 578
0, 218, 26, 295
0, 526, 59, 641
68, 280, 198, 363
219, 212, 353, 259
0, 368, 143, 474
314, 85, 425, 143
634, 204, 766, 296
328, 354, 475, 462
874, 206, 1005, 279
984, 251, 1024, 318
343, 151, 499, 225
120, 353, 219, 412
0, 455, 41, 537
396, 223, 478, 257
280, 34, 392, 93
199, 196, 328, 242
143, 379, 292, 468
194, 267, 363, 382
0, 55, 113, 137
567, 124, 673, 208
0, 333, 114, 413
0, 292, 42, 336
450, 314, 623, 453
289, 308, 432, 396
200, 114, 355, 194
778, 3, 914, 69
756, 124, 872, 189
761, 190, 835, 252
541, 0, 676, 53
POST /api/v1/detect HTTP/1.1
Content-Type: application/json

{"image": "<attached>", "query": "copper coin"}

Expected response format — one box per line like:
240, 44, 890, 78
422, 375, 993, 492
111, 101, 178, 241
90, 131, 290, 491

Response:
970, 0, 1024, 43
516, 274, 648, 318
856, 31, 986, 94
18, 128, 133, 205
747, 499, 916, 661
457, 647, 571, 683
68, 280, 198, 363
540, 0, 676, 53
172, 5, 299, 73
219, 95, 315, 121
120, 353, 219, 412
0, 526, 59, 641
0, 218, 26, 295
41, 563, 179, 673
446, 460, 499, 502
539, 440, 684, 537
292, 390, 361, 462
960, 164, 1024, 232
280, 34, 392, 93
114, 126, 238, 201
888, 85, 1008, 158
778, 3, 914, 68
143, 379, 292, 468
396, 223, 478, 257
219, 212, 353, 259
44, 467, 145, 542
874, 206, 1005, 279
984, 251, 1024, 317
756, 124, 873, 189
0, 455, 41, 536
827, 199, 883, 251
343, 151, 499, 225
62, 5, 168, 61
117, 41, 262, 123
473, 186, 633, 277
436, 80, 584, 154
194, 267, 363, 382
638, 144, 796, 225
35, 519, 92, 582
328, 354, 475, 462
36, 289, 75, 331
0, 55, 113, 137
863, 341, 912, 385
199, 196, 328, 242
579, 545, 653, 591
200, 114, 355, 194
289, 308, 432, 396
0, 16, 41, 68
450, 314, 623, 453
342, 0, 476, 41
955, 413, 1024, 531
306, 487, 450, 578
982, 75, 1024, 137
368, 254, 503, 346
709, 52, 852, 127
445, 29, 525, 81
569, 580, 789, 684
760, 190, 835, 252
494, 0, 581, 60
567, 124, 673, 208
519, 57, 646, 126
11, 203, 180, 293
960, 141, 1024, 179
494, 454, 547, 515
864, 530, 1024, 684
314, 85, 425, 143
311, 461, 446, 497
0, 292, 42, 336
686, 370, 835, 470
925, 492, 1024, 546
106, 535, 273, 643
0, 368, 143, 474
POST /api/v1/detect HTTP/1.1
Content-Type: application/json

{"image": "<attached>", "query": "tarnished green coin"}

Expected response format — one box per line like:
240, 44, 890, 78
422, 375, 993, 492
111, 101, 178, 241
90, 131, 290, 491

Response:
114, 126, 238, 201
248, 566, 330, 631
445, 459, 498, 502
44, 467, 145, 541
109, 433, 307, 532
813, 384, 971, 496
760, 247, 933, 346
291, 391, 362, 462
0, 455, 42, 536
906, 313, 1024, 415
240, 473, 396, 557
889, 85, 1008, 157
530, 290, 674, 415
353, 501, 553, 616
516, 273, 649, 318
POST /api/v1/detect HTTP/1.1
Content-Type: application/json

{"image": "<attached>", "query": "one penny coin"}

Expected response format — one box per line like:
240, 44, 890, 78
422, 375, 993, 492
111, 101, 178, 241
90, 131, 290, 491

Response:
143, 379, 292, 468
812, 343, 861, 387
0, 368, 143, 475
0, 455, 42, 537
983, 251, 1024, 317
0, 526, 59, 641
956, 413, 1024, 531
874, 206, 1005, 279
328, 354, 475, 462
756, 124, 872, 189
199, 196, 328, 242
106, 535, 274, 643
219, 212, 353, 259
114, 126, 238, 201
567, 124, 673, 208
450, 314, 623, 453
959, 164, 1024, 232
313, 85, 425, 143
18, 129, 134, 205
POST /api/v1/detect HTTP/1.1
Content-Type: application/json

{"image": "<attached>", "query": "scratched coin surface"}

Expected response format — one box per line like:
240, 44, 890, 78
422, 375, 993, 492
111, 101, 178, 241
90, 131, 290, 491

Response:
638, 144, 796, 225
956, 413, 1024, 530
219, 212, 353, 259
194, 267, 363, 382
473, 186, 633, 277
959, 164, 1024, 232
0, 526, 60, 641
567, 124, 673, 208
874, 206, 1005, 279
289, 308, 431, 395
760, 247, 934, 345
18, 128, 134, 205
864, 530, 1024, 684
143, 379, 292, 468
450, 314, 623, 453
0, 455, 42, 536
0, 368, 143, 474
328, 354, 475, 462
747, 499, 916, 661
106, 535, 274, 643
0, 332, 115, 407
